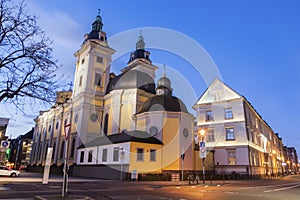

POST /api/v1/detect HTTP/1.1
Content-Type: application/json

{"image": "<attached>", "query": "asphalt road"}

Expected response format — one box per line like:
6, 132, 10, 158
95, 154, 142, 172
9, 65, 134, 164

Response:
0, 172, 300, 200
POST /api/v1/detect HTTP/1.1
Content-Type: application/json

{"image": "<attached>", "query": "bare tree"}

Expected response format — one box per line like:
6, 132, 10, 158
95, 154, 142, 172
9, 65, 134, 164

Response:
0, 0, 64, 108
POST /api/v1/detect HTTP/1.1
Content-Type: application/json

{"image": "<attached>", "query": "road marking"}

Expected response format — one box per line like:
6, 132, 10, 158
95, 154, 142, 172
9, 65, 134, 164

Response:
264, 183, 300, 193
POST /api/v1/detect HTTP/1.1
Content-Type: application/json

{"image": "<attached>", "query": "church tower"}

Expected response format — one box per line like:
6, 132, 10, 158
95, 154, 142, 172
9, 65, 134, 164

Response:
72, 10, 115, 145
73, 10, 115, 97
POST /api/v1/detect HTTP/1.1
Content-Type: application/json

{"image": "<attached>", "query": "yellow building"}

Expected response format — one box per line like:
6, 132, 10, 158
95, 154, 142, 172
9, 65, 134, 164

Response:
29, 12, 194, 179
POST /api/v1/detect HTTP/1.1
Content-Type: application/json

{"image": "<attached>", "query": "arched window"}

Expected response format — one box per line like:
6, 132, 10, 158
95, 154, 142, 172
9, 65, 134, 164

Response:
103, 114, 109, 136
60, 141, 65, 159
70, 138, 76, 158
52, 142, 56, 160
44, 144, 48, 161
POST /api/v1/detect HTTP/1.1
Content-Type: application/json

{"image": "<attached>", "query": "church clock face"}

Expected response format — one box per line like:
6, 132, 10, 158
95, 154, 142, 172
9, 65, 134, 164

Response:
183, 128, 189, 137
149, 126, 158, 136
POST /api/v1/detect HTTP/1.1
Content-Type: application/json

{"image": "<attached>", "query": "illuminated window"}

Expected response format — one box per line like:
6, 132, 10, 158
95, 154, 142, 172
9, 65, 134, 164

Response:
228, 150, 236, 165
113, 147, 119, 162
150, 149, 156, 161
225, 108, 233, 119
206, 111, 214, 121
137, 148, 144, 161
88, 150, 93, 162
226, 128, 235, 140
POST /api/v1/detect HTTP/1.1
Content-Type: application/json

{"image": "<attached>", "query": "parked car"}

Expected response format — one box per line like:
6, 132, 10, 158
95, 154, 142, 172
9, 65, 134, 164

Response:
0, 166, 20, 177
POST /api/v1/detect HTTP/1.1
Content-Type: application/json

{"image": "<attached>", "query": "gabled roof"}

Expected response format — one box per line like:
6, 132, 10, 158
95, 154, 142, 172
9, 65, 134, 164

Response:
193, 78, 242, 107
78, 130, 163, 149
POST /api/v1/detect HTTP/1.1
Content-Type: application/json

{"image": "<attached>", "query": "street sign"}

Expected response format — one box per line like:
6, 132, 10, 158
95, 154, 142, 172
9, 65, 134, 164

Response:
64, 124, 71, 141
200, 141, 205, 147
199, 146, 206, 158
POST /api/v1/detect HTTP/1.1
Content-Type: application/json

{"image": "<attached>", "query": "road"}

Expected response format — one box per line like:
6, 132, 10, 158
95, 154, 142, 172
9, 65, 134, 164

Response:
0, 172, 300, 199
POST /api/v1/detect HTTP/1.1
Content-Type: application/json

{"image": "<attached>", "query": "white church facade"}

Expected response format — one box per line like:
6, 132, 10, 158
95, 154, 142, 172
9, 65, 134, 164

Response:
29, 12, 195, 179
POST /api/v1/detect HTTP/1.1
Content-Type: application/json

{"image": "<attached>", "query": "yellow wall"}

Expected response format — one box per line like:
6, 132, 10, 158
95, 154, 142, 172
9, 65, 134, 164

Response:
161, 117, 180, 170
129, 142, 162, 173
120, 104, 132, 131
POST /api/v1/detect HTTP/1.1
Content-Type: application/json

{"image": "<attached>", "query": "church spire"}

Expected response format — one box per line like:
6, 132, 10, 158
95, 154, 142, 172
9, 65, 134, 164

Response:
156, 65, 173, 96
92, 9, 103, 32
136, 30, 145, 50
163, 64, 166, 77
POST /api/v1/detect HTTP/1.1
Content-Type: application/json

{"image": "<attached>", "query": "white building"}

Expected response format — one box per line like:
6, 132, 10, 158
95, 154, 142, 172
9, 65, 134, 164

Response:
193, 79, 284, 177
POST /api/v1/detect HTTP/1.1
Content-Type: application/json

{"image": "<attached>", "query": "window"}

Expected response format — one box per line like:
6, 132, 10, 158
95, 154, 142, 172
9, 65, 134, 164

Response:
183, 128, 189, 137
48, 125, 51, 132
74, 114, 79, 123
81, 58, 85, 64
150, 127, 158, 136
225, 108, 233, 119
94, 73, 101, 86
64, 119, 68, 126
88, 150, 93, 162
80, 151, 84, 163
228, 150, 236, 165
52, 142, 56, 159
113, 147, 119, 162
103, 114, 109, 136
226, 128, 235, 140
150, 149, 156, 161
55, 121, 59, 130
137, 148, 144, 161
96, 56, 103, 63
70, 138, 76, 158
90, 113, 98, 122
79, 76, 83, 86
206, 111, 214, 121
102, 148, 108, 162
60, 141, 65, 159
207, 129, 215, 142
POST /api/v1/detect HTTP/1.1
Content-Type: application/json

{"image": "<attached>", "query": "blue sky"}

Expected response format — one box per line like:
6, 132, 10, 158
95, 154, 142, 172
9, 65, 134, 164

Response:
1, 0, 299, 154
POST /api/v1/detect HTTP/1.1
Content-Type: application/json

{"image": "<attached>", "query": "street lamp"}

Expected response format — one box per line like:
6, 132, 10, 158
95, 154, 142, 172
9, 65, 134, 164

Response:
198, 129, 206, 184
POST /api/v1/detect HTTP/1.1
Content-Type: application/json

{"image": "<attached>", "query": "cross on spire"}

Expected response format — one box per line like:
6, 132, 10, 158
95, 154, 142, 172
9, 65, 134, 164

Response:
163, 64, 166, 77
68, 81, 73, 91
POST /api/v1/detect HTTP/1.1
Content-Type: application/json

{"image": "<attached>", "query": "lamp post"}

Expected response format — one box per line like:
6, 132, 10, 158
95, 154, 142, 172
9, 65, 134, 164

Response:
199, 129, 206, 184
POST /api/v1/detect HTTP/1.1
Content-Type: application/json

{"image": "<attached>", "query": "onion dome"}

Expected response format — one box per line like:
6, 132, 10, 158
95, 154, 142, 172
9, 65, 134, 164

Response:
128, 31, 151, 63
106, 70, 156, 94
156, 66, 173, 96
84, 9, 107, 42
138, 95, 188, 113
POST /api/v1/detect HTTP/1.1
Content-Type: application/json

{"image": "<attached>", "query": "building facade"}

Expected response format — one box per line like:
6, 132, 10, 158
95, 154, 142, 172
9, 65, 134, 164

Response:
193, 79, 285, 177
0, 117, 9, 165
8, 128, 33, 170
284, 146, 299, 174
30, 12, 194, 179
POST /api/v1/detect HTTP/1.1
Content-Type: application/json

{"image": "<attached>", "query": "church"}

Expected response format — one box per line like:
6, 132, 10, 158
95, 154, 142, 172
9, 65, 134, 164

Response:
29, 11, 197, 179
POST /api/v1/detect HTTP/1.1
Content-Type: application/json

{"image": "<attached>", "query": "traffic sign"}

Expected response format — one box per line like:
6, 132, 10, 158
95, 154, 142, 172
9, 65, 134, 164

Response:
199, 147, 206, 158
200, 141, 205, 147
